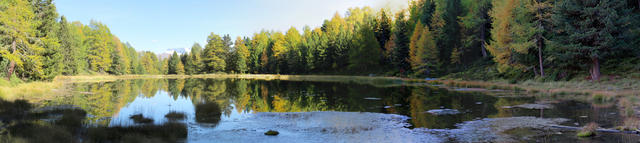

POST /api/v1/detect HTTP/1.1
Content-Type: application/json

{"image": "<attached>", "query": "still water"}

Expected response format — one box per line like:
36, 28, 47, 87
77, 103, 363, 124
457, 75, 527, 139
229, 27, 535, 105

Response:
36, 78, 640, 142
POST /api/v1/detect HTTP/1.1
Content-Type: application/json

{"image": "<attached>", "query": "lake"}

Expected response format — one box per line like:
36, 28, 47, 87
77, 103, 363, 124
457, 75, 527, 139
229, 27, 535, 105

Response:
6, 78, 640, 142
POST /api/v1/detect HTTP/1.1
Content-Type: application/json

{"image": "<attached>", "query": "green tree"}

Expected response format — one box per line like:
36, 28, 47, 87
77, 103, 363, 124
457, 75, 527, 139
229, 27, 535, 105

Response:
390, 11, 411, 74
234, 37, 249, 73
168, 51, 181, 74
460, 0, 492, 60
348, 25, 381, 72
284, 27, 302, 73
33, 0, 62, 80
374, 9, 393, 60
86, 21, 113, 73
440, 0, 463, 65
409, 23, 439, 77
202, 33, 226, 73
551, 0, 636, 81
185, 43, 202, 75
57, 16, 80, 75
0, 0, 43, 80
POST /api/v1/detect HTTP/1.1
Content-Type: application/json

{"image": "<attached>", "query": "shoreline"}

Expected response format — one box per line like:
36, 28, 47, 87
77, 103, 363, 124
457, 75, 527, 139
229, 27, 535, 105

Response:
2, 74, 638, 102
56, 74, 640, 96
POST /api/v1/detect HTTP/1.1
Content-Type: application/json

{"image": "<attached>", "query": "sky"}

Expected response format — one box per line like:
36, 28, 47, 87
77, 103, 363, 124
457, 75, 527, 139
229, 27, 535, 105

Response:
55, 0, 408, 54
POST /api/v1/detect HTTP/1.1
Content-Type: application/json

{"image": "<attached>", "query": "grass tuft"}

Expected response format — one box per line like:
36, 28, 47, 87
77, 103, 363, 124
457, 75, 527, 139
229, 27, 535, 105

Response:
577, 122, 598, 137
130, 114, 154, 124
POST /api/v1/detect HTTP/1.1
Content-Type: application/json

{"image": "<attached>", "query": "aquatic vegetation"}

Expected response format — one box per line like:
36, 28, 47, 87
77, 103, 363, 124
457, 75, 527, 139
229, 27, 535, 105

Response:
165, 111, 186, 120
0, 79, 66, 102
129, 114, 154, 124
195, 102, 222, 124
577, 122, 598, 137
87, 122, 188, 142
616, 118, 639, 131
264, 130, 279, 136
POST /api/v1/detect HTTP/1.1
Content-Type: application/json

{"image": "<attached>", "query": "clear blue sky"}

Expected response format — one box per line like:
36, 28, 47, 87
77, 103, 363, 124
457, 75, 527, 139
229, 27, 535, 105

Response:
55, 0, 407, 53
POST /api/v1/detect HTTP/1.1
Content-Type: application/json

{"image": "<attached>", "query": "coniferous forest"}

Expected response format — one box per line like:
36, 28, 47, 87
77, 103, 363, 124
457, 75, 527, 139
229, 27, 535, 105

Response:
2, 0, 640, 82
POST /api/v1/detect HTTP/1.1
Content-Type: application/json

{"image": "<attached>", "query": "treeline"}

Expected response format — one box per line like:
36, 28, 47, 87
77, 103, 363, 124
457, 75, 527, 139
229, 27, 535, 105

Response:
0, 0, 164, 81
3, 0, 640, 82
169, 0, 640, 81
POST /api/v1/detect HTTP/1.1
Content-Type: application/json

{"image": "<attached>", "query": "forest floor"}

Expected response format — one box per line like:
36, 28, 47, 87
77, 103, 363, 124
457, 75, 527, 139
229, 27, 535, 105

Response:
1, 74, 639, 102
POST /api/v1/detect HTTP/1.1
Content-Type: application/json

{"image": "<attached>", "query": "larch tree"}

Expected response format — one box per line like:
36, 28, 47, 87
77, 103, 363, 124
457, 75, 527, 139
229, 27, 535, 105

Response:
487, 0, 517, 73
0, 0, 43, 80
234, 37, 249, 73
409, 23, 439, 77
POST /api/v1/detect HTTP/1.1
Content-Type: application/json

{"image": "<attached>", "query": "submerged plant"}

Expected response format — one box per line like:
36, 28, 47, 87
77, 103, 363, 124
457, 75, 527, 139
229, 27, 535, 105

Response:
165, 111, 186, 121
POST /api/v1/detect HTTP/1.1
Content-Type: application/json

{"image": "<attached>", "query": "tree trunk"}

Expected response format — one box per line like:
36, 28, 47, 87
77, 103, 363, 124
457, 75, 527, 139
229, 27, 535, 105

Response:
480, 12, 488, 58
590, 57, 600, 81
536, 0, 544, 77
480, 25, 488, 58
537, 37, 544, 77
6, 40, 16, 80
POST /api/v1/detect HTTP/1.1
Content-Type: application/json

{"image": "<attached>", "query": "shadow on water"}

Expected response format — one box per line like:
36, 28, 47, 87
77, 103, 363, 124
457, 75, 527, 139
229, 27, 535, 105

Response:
2, 78, 639, 142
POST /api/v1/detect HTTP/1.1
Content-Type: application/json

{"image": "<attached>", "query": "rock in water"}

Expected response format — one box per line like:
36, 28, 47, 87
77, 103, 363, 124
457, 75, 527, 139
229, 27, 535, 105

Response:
426, 109, 461, 115
265, 130, 279, 136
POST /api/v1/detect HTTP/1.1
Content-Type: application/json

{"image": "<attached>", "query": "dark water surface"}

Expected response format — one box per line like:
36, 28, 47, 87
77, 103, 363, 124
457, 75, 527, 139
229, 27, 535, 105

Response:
22, 79, 640, 142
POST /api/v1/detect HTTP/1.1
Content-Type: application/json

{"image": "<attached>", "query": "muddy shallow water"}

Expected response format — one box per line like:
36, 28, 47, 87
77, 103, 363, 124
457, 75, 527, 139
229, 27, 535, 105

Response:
20, 79, 640, 142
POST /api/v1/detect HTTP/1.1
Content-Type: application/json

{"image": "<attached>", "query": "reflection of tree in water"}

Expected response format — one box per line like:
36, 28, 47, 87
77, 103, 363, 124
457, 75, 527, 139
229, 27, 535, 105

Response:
404, 86, 499, 129
167, 79, 185, 99
52, 79, 513, 129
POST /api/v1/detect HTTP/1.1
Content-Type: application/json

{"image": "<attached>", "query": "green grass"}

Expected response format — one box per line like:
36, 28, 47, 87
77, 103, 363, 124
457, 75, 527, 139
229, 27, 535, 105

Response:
0, 77, 67, 102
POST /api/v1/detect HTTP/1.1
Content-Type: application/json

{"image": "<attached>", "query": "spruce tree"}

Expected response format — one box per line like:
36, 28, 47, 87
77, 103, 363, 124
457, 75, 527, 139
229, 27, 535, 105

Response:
551, 0, 636, 81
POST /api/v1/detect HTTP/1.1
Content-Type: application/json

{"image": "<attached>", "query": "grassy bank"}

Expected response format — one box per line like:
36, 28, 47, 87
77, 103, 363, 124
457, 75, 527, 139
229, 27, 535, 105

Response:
0, 79, 67, 102
54, 74, 408, 86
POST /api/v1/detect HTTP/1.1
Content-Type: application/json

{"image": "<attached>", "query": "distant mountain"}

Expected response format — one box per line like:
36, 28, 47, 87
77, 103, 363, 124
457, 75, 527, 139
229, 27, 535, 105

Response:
158, 48, 189, 59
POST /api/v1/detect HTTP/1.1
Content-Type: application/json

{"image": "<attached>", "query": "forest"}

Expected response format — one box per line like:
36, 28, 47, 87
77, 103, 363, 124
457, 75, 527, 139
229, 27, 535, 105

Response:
2, 0, 640, 82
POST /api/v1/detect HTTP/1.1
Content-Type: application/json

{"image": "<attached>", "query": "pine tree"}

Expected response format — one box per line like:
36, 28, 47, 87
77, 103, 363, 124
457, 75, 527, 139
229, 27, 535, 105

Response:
440, 0, 463, 66
33, 0, 63, 80
168, 51, 180, 74
185, 43, 202, 75
348, 25, 382, 72
551, 0, 636, 81
57, 16, 79, 75
374, 9, 392, 53
391, 11, 412, 74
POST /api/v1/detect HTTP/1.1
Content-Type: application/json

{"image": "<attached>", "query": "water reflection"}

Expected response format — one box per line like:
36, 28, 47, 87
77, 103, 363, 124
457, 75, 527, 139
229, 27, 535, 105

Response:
36, 78, 640, 142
